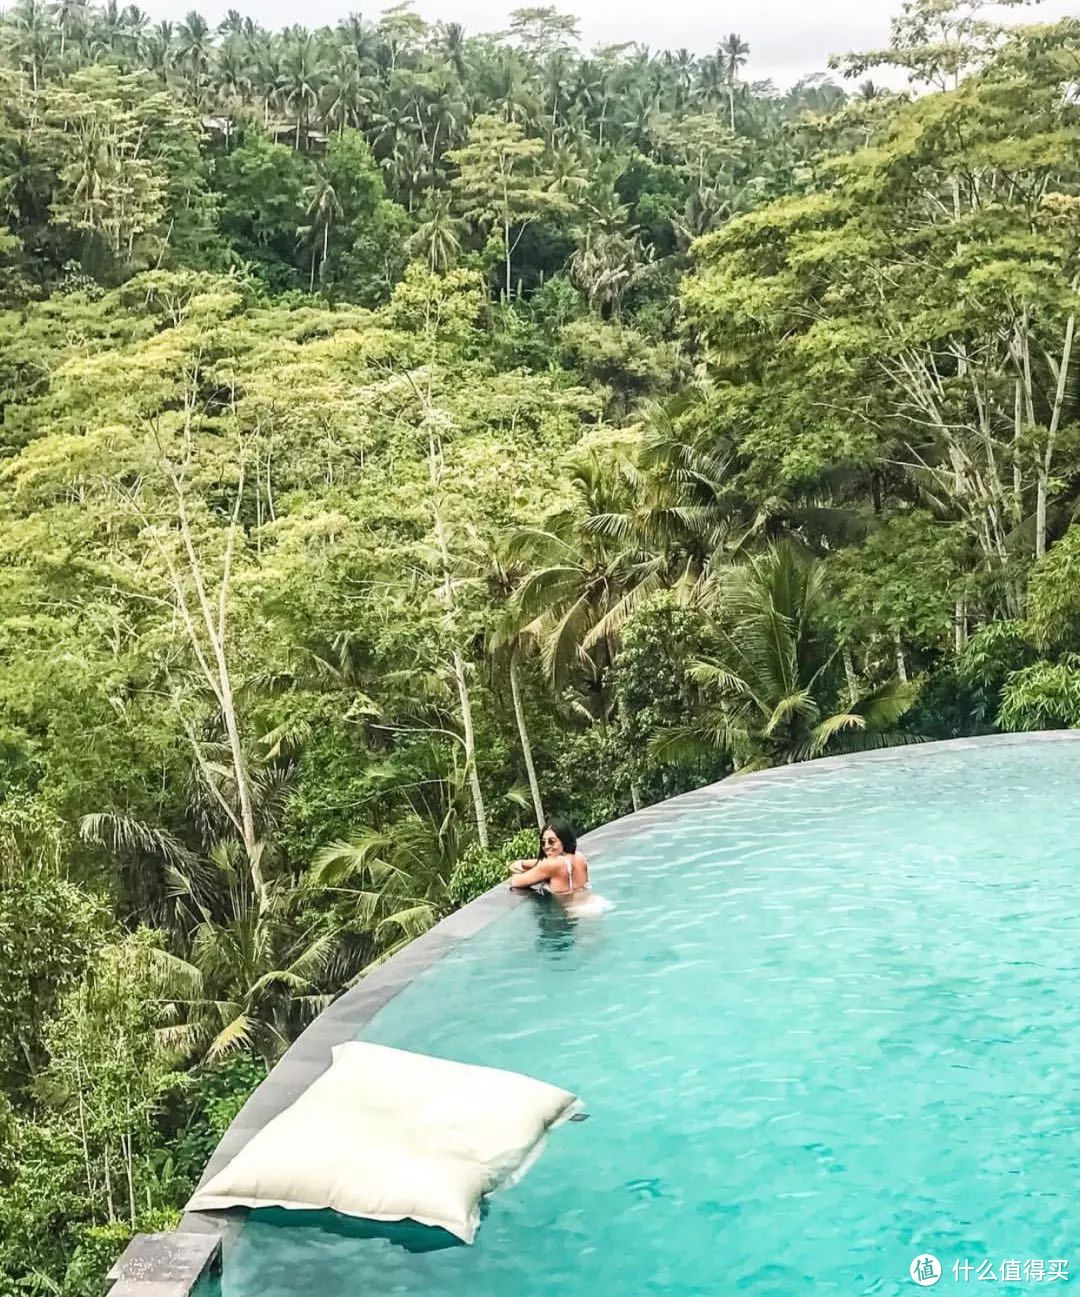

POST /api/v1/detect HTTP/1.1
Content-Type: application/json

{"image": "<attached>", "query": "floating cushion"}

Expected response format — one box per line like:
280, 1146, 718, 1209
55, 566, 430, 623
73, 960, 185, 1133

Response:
186, 1041, 579, 1243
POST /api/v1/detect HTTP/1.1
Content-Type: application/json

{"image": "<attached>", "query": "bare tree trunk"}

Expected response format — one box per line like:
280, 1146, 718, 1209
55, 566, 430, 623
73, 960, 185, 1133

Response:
1038, 301, 1077, 559
894, 628, 909, 684
104, 1154, 116, 1225
410, 336, 491, 851
122, 1130, 137, 1228
76, 1059, 95, 1208
454, 650, 489, 849
843, 647, 858, 702
428, 472, 489, 850
144, 397, 268, 908
954, 599, 967, 654
509, 649, 545, 830
1035, 469, 1049, 560
1012, 375, 1024, 520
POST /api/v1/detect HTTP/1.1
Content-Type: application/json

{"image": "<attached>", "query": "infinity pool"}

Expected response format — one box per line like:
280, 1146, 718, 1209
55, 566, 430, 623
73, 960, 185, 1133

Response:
220, 739, 1080, 1296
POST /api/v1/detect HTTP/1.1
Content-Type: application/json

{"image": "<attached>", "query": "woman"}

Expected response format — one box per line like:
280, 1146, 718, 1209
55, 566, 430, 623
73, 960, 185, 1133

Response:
508, 819, 590, 898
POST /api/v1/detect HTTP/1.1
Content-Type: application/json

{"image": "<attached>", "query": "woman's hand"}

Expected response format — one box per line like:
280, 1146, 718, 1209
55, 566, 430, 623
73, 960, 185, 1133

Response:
508, 859, 526, 873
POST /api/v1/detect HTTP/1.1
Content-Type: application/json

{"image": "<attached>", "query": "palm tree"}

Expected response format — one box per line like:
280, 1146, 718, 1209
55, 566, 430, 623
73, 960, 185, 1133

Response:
632, 391, 744, 572
665, 47, 695, 110
250, 32, 283, 123
143, 19, 173, 79
573, 57, 612, 147
490, 49, 535, 126
569, 230, 645, 317
6, 0, 55, 92
337, 11, 380, 75
307, 735, 476, 960
437, 19, 468, 85
279, 28, 325, 149
406, 192, 462, 272
298, 171, 343, 290
176, 9, 212, 97
158, 848, 352, 1064
487, 552, 547, 831
508, 447, 666, 716
118, 3, 147, 62
656, 542, 916, 769
543, 48, 573, 135
52, 0, 90, 60
321, 47, 373, 135
720, 32, 750, 132
213, 35, 253, 109
420, 72, 467, 167
546, 141, 589, 202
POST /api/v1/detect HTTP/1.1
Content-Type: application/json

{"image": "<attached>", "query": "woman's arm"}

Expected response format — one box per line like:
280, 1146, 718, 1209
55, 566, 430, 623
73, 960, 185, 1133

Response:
509, 860, 554, 889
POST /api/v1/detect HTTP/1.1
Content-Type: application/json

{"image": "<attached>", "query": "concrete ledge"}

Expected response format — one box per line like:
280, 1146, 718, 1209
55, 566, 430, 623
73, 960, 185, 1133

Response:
105, 1232, 220, 1296
113, 729, 1080, 1291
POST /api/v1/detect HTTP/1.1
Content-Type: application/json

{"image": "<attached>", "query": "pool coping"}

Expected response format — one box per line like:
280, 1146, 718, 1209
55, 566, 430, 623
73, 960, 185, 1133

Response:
105, 729, 1080, 1292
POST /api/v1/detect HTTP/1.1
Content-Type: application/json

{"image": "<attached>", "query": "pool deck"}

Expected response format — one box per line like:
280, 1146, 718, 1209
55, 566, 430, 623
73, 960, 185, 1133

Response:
105, 730, 1080, 1294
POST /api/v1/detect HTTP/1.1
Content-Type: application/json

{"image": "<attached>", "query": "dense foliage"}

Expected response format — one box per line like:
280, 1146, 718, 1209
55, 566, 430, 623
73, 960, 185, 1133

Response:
2, 0, 1080, 1287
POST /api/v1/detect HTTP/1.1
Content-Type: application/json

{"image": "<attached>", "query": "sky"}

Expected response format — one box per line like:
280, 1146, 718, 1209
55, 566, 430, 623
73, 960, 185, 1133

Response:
138, 0, 1078, 88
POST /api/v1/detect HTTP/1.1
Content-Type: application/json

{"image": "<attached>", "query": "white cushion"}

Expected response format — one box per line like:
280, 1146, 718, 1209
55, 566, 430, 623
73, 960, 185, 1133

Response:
186, 1041, 579, 1243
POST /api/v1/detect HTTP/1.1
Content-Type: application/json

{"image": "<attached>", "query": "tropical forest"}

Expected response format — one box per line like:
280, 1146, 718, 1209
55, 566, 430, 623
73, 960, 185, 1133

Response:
0, 0, 1078, 1287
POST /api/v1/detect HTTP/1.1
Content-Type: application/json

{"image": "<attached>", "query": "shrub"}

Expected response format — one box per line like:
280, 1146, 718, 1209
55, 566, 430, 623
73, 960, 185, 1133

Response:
446, 828, 541, 908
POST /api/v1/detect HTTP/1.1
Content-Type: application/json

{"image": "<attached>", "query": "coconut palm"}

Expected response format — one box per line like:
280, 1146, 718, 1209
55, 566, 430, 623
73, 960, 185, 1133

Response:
337, 11, 381, 74
143, 20, 173, 78
158, 847, 352, 1063
279, 28, 326, 149
321, 47, 374, 134
436, 19, 468, 85
213, 35, 253, 108
176, 9, 212, 96
406, 192, 463, 272
307, 736, 476, 961
217, 8, 242, 36
486, 551, 547, 830
52, 0, 90, 60
298, 171, 343, 290
6, 0, 55, 90
508, 447, 666, 714
720, 32, 750, 131
655, 542, 917, 769
569, 230, 645, 317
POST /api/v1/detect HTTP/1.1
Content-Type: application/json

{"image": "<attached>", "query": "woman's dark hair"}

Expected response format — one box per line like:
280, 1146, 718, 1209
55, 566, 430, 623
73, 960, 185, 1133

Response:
538, 818, 577, 859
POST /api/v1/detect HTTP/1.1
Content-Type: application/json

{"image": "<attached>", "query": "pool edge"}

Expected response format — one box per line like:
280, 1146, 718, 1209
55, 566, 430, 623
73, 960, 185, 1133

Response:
108, 728, 1080, 1291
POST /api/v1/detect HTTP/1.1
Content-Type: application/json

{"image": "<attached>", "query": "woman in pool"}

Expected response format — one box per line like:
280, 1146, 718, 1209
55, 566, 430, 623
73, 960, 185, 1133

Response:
508, 819, 590, 899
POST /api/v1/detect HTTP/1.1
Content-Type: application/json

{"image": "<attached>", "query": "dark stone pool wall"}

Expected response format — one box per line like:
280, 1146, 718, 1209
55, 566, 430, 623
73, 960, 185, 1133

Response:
104, 731, 1080, 1293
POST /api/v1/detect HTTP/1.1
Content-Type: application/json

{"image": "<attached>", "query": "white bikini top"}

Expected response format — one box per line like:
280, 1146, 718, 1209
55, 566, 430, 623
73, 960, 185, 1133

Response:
560, 853, 589, 892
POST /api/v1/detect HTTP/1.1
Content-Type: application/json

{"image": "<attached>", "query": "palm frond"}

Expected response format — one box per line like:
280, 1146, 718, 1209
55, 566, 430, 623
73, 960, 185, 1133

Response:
79, 812, 198, 869
206, 1012, 255, 1061
308, 832, 394, 887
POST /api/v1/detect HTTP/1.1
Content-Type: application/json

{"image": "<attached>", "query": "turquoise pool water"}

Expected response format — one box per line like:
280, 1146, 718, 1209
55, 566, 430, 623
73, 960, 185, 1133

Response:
222, 741, 1080, 1296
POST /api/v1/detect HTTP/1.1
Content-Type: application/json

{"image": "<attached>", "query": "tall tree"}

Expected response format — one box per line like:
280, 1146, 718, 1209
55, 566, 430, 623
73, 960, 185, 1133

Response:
449, 112, 571, 297
719, 32, 749, 131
